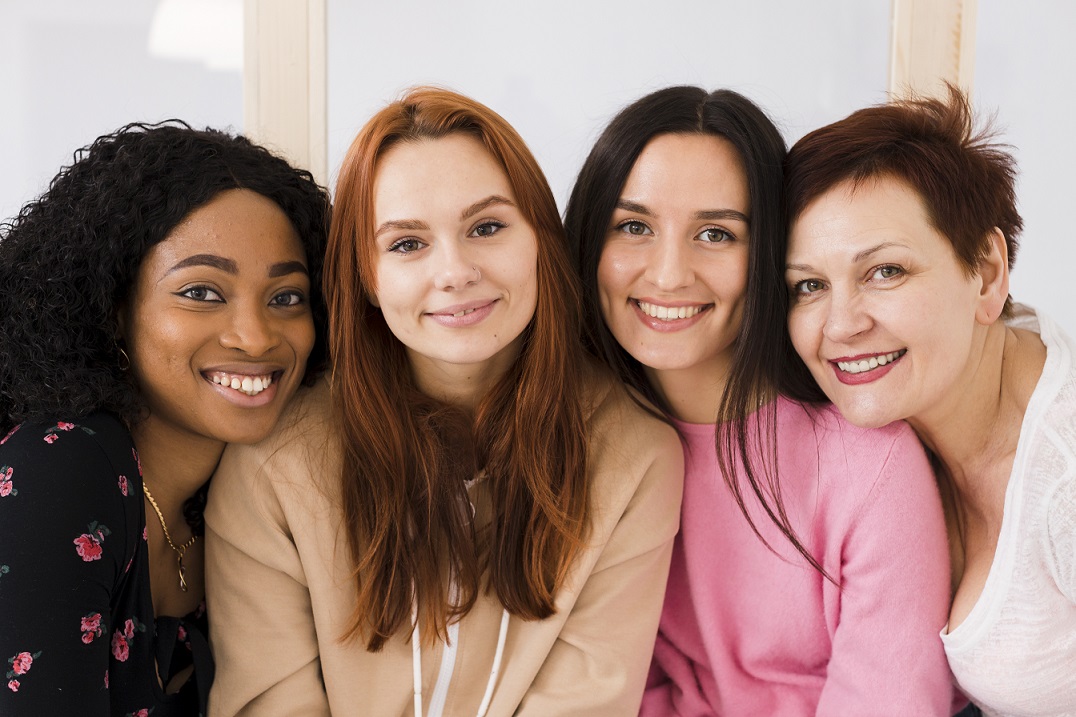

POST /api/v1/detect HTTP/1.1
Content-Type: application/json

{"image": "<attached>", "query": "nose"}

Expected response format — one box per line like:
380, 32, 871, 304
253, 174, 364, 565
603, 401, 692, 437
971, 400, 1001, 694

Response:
821, 288, 873, 343
434, 239, 481, 291
219, 301, 281, 356
643, 238, 693, 292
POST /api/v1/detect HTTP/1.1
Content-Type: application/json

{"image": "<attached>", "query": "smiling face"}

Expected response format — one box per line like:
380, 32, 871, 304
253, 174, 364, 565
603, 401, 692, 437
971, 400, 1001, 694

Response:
122, 188, 315, 447
786, 176, 987, 428
370, 133, 539, 399
597, 133, 750, 392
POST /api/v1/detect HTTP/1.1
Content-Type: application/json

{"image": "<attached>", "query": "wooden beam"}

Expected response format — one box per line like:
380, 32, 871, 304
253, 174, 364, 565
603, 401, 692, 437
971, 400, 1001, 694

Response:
889, 0, 977, 99
243, 0, 327, 185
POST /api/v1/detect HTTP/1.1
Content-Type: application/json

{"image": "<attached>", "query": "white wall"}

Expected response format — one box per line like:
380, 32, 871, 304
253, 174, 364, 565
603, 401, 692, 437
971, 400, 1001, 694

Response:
975, 0, 1076, 336
0, 0, 242, 224
4, 1, 1073, 336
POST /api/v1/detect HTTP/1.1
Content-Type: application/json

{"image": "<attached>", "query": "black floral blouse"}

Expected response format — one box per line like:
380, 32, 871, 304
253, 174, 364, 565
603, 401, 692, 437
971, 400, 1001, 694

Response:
0, 414, 212, 716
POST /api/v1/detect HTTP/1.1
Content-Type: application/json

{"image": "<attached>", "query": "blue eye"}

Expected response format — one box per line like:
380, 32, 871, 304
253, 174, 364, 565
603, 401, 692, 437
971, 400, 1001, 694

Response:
388, 238, 426, 254
180, 286, 223, 302
698, 227, 734, 243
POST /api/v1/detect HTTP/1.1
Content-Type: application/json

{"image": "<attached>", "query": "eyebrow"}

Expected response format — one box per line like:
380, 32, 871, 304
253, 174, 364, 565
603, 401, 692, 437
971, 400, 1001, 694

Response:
167, 254, 237, 275
460, 194, 515, 220
374, 219, 429, 239
615, 200, 749, 224
166, 254, 307, 278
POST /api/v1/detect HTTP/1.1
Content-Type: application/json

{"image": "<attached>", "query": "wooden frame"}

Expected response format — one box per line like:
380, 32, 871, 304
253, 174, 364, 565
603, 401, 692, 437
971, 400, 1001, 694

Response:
243, 0, 327, 185
889, 0, 978, 98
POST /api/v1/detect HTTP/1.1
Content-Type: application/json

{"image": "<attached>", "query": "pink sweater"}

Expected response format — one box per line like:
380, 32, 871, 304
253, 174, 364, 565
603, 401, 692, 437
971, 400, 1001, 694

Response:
640, 397, 954, 716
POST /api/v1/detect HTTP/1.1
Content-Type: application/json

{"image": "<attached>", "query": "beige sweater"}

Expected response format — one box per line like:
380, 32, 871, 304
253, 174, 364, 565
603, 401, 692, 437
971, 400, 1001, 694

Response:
205, 374, 683, 716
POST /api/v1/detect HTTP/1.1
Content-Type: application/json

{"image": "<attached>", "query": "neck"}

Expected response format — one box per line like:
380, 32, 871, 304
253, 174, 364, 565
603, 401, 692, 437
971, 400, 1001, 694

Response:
129, 415, 225, 530
907, 321, 1038, 518
646, 355, 731, 424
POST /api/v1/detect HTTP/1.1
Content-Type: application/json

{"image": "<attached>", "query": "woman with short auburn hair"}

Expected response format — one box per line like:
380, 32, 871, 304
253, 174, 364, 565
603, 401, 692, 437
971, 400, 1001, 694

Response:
205, 87, 683, 717
781, 87, 1076, 715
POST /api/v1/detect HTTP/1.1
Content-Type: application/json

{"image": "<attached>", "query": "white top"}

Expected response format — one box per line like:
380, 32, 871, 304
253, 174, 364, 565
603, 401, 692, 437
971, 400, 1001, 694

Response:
941, 304, 1076, 716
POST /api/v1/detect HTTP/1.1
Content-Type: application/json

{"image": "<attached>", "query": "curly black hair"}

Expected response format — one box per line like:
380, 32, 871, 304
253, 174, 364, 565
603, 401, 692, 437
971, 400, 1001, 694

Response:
0, 120, 331, 432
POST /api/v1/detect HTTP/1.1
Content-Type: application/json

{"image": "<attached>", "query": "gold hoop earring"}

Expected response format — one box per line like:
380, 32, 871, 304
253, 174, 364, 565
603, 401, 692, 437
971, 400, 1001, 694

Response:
118, 347, 131, 372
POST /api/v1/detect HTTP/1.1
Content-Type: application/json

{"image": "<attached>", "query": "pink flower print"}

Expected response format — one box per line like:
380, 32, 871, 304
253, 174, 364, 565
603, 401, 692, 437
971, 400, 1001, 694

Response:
111, 631, 129, 662
6, 650, 40, 688
123, 619, 135, 639
132, 447, 143, 476
177, 625, 187, 641
74, 534, 103, 561
10, 652, 32, 675
0, 424, 19, 445
43, 434, 58, 444
118, 475, 128, 496
126, 709, 154, 717
0, 466, 14, 498
81, 613, 103, 644
104, 669, 109, 689
56, 421, 75, 431
142, 526, 148, 541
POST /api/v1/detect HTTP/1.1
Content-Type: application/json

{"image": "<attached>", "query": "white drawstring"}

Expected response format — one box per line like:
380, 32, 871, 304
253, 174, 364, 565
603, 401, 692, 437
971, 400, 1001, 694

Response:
475, 608, 510, 716
412, 602, 423, 717
410, 606, 510, 717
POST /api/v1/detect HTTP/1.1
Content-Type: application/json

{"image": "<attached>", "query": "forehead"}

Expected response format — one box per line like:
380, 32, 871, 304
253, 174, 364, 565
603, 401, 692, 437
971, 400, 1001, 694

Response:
622, 133, 749, 209
790, 176, 933, 246
143, 189, 304, 270
373, 134, 515, 219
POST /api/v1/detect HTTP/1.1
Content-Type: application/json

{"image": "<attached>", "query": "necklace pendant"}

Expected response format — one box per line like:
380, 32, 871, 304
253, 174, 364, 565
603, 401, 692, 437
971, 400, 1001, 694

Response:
178, 556, 188, 593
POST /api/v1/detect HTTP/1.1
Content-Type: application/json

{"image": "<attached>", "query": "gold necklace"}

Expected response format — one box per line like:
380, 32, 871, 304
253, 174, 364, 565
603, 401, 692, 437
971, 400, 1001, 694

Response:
143, 483, 198, 592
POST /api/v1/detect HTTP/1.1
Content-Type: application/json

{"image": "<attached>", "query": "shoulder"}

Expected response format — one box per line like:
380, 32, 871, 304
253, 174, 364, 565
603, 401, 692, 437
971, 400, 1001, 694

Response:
583, 364, 681, 467
580, 364, 683, 514
208, 378, 339, 525
0, 413, 138, 484
777, 397, 925, 466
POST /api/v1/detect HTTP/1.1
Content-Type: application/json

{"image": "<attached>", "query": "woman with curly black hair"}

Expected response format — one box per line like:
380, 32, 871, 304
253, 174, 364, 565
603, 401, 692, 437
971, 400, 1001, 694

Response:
0, 121, 330, 717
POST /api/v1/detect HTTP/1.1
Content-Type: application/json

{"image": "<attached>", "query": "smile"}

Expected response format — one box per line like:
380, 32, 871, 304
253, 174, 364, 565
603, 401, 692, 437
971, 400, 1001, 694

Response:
634, 300, 708, 321
836, 349, 907, 375
205, 370, 276, 396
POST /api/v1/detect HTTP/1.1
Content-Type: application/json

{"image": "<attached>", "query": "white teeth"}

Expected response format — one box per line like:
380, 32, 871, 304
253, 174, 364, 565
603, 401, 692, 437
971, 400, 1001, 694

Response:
636, 301, 705, 321
207, 371, 276, 396
837, 349, 907, 374
452, 308, 477, 317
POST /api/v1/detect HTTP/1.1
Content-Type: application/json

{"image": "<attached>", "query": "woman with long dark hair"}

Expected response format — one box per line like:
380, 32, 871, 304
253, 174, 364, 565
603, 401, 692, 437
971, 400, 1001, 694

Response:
205, 87, 683, 717
0, 121, 330, 716
565, 86, 955, 714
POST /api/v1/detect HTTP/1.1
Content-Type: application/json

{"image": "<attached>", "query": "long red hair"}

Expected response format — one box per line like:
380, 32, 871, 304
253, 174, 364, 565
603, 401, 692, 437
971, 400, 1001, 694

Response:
324, 87, 590, 651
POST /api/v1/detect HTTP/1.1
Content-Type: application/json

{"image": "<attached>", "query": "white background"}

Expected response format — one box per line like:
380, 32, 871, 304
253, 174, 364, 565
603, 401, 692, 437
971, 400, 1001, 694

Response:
2, 0, 1073, 337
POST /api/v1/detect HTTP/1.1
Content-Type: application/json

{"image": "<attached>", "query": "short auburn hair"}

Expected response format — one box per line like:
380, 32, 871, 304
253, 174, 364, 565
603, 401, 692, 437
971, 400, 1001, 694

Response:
785, 85, 1023, 312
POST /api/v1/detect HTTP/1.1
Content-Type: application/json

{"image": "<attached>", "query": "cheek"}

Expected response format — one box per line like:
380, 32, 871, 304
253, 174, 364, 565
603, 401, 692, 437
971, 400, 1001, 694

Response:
787, 307, 821, 361
596, 246, 632, 313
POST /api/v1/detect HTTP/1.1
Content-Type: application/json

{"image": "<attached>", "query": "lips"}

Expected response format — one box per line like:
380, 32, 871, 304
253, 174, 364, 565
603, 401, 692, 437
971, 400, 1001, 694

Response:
426, 299, 498, 328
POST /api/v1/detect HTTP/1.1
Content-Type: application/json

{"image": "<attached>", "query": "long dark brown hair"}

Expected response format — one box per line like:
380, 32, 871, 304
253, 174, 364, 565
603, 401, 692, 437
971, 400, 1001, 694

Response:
565, 86, 830, 578
324, 87, 590, 651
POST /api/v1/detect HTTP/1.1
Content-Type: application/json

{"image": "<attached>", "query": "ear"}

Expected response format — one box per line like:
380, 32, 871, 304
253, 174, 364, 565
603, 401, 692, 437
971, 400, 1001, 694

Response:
974, 227, 1009, 325
114, 301, 129, 341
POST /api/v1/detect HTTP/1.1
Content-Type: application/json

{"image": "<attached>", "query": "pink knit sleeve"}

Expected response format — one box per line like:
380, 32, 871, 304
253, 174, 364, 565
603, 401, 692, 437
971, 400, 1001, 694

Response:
816, 423, 956, 716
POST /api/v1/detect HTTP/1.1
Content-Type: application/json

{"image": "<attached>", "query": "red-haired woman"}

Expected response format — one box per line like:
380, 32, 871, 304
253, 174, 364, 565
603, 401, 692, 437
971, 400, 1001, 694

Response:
204, 87, 683, 717
781, 88, 1076, 715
